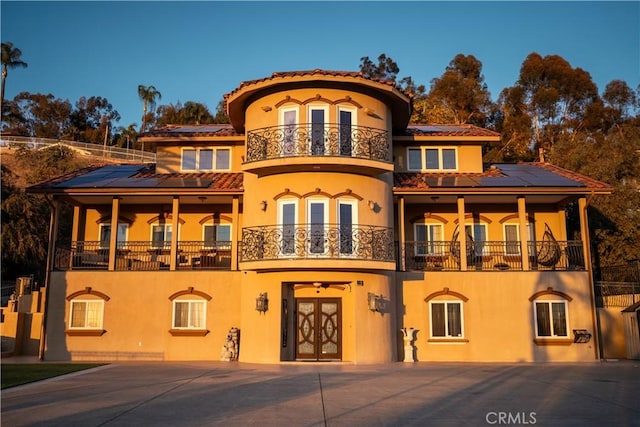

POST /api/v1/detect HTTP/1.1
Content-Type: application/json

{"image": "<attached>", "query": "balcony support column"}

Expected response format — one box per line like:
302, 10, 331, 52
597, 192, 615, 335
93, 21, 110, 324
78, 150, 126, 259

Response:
40, 198, 60, 360
71, 205, 84, 270
518, 196, 530, 270
457, 196, 467, 271
398, 196, 405, 271
108, 197, 120, 271
231, 196, 239, 270
170, 196, 180, 271
579, 196, 600, 359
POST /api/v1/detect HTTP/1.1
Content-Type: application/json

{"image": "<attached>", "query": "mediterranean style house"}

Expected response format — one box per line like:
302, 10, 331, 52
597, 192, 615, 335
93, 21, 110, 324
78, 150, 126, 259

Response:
29, 69, 612, 363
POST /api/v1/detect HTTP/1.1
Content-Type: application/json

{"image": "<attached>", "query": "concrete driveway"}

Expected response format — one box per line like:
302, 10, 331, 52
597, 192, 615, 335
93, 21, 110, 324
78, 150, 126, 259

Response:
1, 361, 639, 426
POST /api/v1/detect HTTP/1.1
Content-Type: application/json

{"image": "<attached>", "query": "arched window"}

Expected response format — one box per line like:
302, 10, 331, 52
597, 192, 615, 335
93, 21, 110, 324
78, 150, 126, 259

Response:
66, 287, 110, 336
424, 288, 469, 342
169, 288, 212, 336
530, 288, 573, 343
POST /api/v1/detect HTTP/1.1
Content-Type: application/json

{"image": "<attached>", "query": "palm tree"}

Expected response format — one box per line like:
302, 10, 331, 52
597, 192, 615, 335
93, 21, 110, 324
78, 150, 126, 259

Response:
137, 84, 161, 132
1, 42, 28, 115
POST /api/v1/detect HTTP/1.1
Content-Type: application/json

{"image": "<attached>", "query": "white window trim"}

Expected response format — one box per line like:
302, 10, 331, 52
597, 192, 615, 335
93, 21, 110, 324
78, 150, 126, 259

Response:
533, 300, 570, 338
180, 147, 231, 172
406, 146, 458, 171
202, 223, 232, 249
307, 197, 329, 256
429, 300, 464, 339
307, 104, 330, 154
278, 199, 299, 257
414, 222, 445, 256
337, 105, 357, 155
279, 106, 299, 155
98, 223, 129, 249
150, 222, 179, 249
337, 199, 358, 257
69, 299, 104, 330
172, 299, 207, 330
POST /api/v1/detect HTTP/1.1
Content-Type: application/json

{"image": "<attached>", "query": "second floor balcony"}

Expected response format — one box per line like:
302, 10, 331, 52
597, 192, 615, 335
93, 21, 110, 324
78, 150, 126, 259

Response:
240, 224, 395, 269
54, 240, 232, 271
401, 240, 585, 272
244, 123, 391, 175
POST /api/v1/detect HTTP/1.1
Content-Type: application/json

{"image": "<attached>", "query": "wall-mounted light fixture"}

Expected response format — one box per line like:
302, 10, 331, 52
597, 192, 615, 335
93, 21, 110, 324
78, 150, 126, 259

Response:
261, 105, 272, 112
256, 292, 269, 313
260, 200, 267, 211
368, 200, 376, 211
368, 292, 384, 312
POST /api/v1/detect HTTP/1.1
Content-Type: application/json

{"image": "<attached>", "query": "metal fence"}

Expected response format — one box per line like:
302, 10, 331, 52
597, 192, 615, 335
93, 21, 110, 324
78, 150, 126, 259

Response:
0, 135, 156, 163
595, 281, 640, 308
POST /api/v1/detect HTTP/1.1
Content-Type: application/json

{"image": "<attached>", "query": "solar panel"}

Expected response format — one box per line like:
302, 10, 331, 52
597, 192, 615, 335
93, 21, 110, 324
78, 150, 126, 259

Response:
54, 165, 146, 188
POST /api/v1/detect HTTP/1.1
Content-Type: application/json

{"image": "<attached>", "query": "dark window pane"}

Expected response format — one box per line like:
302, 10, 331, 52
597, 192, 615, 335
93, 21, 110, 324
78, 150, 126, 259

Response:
431, 303, 445, 337
425, 149, 439, 169
447, 303, 462, 337
408, 149, 422, 170
182, 149, 197, 170
442, 149, 456, 169
339, 203, 353, 254
200, 149, 213, 170
536, 303, 551, 336
339, 110, 352, 156
552, 302, 567, 336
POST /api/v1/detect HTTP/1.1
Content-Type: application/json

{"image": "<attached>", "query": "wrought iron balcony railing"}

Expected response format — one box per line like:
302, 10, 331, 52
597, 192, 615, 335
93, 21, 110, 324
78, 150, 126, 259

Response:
240, 224, 395, 262
401, 240, 585, 271
246, 123, 390, 162
54, 240, 232, 271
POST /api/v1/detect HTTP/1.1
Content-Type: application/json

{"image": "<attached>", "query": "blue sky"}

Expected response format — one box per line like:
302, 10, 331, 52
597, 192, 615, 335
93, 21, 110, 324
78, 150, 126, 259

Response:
1, 1, 638, 129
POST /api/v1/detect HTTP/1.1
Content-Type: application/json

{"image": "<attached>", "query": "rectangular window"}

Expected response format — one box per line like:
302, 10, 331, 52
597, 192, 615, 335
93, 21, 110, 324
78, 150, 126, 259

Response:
504, 224, 520, 255
430, 301, 463, 338
310, 106, 327, 155
338, 201, 356, 255
279, 201, 297, 255
309, 200, 327, 254
280, 108, 298, 155
203, 224, 232, 248
339, 108, 353, 156
534, 301, 568, 337
69, 300, 104, 329
465, 223, 487, 255
415, 224, 443, 255
151, 224, 172, 249
407, 147, 457, 171
181, 148, 231, 171
173, 300, 206, 329
99, 224, 128, 249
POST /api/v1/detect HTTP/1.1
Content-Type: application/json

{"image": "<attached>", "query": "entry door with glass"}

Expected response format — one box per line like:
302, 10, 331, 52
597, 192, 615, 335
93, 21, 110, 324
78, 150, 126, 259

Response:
296, 298, 341, 360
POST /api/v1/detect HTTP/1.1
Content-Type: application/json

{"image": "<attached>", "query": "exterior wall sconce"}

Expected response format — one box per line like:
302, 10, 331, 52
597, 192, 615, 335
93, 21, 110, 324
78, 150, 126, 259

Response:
368, 200, 376, 211
368, 292, 384, 312
573, 329, 592, 343
256, 292, 269, 313
261, 105, 272, 112
260, 200, 267, 211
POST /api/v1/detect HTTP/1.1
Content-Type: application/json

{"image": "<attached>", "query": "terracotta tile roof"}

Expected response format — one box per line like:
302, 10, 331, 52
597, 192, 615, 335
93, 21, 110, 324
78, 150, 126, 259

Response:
224, 69, 407, 99
394, 169, 501, 190
140, 124, 240, 138
400, 124, 501, 138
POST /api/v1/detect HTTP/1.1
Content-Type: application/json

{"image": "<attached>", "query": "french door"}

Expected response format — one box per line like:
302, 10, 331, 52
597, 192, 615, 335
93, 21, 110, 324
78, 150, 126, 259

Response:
296, 298, 341, 360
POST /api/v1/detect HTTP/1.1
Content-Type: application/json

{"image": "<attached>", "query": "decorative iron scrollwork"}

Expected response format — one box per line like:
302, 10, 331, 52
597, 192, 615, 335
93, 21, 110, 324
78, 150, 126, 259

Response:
240, 224, 394, 262
246, 124, 389, 162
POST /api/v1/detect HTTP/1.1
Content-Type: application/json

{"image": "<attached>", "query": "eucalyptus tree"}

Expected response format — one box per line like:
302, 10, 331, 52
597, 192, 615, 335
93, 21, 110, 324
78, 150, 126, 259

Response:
422, 54, 493, 127
1, 42, 28, 116
137, 84, 162, 132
